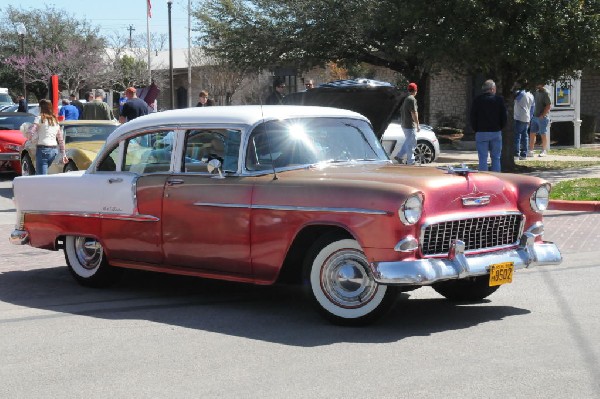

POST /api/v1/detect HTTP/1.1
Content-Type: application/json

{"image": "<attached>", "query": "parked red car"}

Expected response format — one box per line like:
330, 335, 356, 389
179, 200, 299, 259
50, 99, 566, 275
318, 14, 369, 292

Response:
0, 112, 35, 174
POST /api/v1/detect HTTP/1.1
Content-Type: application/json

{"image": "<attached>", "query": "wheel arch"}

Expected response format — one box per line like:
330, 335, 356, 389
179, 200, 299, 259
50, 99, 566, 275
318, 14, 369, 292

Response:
276, 224, 354, 284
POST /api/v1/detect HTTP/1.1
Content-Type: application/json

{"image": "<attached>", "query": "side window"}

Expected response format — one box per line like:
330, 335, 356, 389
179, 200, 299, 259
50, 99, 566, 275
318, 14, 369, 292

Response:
182, 129, 241, 173
124, 130, 174, 174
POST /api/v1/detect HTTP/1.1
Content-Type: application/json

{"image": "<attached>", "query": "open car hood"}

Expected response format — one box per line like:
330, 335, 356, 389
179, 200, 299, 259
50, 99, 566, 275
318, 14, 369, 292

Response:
283, 79, 405, 139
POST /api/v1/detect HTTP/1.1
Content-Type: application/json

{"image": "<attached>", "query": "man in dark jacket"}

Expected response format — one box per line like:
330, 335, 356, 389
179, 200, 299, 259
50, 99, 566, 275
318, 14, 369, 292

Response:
470, 79, 507, 172
17, 95, 28, 113
265, 79, 285, 105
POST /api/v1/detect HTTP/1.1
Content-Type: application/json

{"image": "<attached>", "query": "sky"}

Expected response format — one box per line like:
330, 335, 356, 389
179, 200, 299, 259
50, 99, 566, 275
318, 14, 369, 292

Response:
5, 0, 193, 49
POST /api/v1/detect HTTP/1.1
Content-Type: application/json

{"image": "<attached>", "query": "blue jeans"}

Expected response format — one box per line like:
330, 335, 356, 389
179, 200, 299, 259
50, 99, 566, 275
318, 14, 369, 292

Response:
396, 127, 417, 164
36, 146, 58, 175
513, 120, 529, 157
475, 131, 502, 172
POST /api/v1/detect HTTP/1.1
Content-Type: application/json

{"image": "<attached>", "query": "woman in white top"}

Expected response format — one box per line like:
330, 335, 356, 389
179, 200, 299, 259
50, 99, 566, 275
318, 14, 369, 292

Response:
32, 99, 68, 174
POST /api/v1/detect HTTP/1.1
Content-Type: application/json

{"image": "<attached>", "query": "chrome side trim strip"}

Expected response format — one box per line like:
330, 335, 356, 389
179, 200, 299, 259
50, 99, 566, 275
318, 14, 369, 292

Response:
194, 202, 250, 209
21, 211, 159, 222
193, 202, 391, 215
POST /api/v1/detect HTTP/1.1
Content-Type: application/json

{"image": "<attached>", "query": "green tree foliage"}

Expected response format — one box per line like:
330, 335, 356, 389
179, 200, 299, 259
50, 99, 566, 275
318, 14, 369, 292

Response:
195, 0, 600, 170
195, 0, 599, 89
112, 55, 149, 91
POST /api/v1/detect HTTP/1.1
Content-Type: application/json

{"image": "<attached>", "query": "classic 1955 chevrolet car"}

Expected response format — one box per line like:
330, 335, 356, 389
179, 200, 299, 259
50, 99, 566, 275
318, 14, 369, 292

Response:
10, 105, 562, 325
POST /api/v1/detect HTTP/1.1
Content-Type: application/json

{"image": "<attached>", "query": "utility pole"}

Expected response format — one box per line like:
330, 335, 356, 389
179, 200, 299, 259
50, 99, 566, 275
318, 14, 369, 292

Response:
127, 25, 136, 48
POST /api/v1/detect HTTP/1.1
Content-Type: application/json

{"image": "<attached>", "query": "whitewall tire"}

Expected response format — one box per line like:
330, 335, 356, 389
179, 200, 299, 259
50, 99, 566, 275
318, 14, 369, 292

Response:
64, 236, 121, 287
304, 235, 397, 325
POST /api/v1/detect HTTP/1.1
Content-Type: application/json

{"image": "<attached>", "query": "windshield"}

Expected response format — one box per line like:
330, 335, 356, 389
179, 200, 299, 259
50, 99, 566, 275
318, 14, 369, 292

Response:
245, 117, 388, 171
63, 124, 118, 144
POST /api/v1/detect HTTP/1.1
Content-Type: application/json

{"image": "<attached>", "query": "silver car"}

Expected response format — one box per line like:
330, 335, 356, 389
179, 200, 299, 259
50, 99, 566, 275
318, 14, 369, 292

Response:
381, 122, 440, 164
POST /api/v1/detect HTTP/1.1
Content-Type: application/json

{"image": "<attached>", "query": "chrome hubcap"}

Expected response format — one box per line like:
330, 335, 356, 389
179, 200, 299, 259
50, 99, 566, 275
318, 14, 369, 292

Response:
74, 237, 103, 270
321, 249, 377, 308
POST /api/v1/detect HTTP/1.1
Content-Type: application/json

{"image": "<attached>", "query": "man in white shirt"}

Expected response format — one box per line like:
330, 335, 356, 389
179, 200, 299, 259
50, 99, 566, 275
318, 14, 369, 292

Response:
513, 80, 534, 160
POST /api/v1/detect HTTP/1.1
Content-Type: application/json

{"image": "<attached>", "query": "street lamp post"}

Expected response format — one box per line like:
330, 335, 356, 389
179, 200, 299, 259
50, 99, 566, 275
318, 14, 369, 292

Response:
167, 0, 174, 110
16, 23, 27, 101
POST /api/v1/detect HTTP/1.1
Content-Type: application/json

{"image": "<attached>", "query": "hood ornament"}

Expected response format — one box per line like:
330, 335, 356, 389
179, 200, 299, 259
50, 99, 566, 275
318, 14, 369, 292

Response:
437, 163, 478, 177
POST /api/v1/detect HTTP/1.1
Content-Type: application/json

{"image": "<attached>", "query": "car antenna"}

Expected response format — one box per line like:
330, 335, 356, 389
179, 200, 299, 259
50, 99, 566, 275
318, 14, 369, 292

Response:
258, 70, 278, 181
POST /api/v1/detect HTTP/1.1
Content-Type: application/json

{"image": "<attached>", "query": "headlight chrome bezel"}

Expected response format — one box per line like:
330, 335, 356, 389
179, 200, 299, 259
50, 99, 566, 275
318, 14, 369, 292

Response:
399, 193, 424, 225
530, 184, 551, 213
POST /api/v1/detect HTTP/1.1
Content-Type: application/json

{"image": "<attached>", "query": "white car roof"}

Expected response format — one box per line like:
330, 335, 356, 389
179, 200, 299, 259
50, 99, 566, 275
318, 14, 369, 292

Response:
106, 105, 368, 144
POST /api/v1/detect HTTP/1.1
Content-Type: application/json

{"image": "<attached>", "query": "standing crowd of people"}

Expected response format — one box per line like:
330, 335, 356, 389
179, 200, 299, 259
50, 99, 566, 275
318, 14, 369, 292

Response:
470, 79, 552, 172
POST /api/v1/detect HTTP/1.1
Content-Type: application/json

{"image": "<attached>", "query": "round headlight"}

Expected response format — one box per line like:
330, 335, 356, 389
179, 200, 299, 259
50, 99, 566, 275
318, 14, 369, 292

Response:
530, 184, 550, 213
399, 194, 423, 225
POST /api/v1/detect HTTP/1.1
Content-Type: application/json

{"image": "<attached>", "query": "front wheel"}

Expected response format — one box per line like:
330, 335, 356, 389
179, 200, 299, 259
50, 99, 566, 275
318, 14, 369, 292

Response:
432, 275, 499, 301
303, 234, 397, 326
64, 236, 122, 287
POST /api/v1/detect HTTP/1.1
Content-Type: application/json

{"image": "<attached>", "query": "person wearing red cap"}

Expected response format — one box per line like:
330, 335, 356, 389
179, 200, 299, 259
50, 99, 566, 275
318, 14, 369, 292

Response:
395, 82, 420, 164
119, 87, 149, 123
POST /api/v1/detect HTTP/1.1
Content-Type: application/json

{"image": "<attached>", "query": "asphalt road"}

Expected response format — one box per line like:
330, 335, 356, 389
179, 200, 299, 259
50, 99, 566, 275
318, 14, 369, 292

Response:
1, 172, 599, 398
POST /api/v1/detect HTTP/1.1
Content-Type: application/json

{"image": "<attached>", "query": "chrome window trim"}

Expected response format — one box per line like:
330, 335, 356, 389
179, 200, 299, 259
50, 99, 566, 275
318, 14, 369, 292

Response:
193, 202, 392, 215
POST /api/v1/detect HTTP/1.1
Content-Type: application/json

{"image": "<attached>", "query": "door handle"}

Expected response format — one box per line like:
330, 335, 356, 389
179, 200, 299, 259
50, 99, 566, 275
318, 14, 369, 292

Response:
108, 178, 123, 184
167, 179, 184, 186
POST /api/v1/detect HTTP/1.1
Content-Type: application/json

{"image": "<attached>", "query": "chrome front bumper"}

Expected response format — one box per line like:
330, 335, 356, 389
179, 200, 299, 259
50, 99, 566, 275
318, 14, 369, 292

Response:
371, 233, 562, 286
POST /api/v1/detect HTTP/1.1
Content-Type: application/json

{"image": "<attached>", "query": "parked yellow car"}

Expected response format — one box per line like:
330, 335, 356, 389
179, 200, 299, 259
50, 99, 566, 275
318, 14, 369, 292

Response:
20, 120, 119, 175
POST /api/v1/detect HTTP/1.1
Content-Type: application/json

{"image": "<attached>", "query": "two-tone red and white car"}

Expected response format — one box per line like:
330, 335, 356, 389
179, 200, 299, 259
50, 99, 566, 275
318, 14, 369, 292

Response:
10, 105, 562, 325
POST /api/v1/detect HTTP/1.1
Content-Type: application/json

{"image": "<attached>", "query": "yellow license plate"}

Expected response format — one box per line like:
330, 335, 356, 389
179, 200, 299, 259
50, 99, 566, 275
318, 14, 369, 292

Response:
489, 262, 514, 286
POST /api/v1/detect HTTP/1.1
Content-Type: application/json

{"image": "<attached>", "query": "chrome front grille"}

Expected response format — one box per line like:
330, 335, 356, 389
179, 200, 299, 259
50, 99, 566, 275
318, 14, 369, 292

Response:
420, 213, 523, 256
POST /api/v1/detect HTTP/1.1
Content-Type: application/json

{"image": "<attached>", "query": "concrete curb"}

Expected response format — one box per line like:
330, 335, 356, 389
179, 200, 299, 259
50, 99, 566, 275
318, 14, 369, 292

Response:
549, 200, 600, 212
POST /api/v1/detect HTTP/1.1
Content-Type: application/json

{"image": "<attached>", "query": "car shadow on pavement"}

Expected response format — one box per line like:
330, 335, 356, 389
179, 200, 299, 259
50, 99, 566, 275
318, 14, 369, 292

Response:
0, 265, 530, 346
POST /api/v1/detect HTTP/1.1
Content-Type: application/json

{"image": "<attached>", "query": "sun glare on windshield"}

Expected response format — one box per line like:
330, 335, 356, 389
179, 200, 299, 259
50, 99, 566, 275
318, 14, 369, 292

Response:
288, 123, 317, 152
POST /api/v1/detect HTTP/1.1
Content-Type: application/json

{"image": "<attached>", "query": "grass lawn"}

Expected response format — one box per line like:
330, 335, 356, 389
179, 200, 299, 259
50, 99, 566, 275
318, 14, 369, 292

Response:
548, 148, 600, 157
551, 178, 600, 201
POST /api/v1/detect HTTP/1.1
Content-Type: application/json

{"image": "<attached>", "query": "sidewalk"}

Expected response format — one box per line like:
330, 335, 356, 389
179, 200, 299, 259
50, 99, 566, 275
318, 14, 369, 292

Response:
433, 149, 600, 212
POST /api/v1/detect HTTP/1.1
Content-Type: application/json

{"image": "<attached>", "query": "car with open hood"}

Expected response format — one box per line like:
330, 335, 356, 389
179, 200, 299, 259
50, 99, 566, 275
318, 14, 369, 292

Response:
20, 119, 119, 175
10, 105, 562, 325
284, 78, 439, 163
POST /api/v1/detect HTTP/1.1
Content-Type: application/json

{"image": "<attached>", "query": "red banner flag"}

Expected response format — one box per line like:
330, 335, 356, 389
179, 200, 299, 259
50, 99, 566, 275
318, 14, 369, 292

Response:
147, 0, 152, 18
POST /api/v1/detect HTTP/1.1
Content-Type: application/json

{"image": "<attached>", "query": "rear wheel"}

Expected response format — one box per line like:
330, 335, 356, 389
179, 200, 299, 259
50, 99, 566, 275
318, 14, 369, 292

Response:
414, 140, 435, 164
64, 236, 122, 287
303, 234, 398, 325
64, 160, 78, 172
21, 153, 35, 176
432, 275, 499, 301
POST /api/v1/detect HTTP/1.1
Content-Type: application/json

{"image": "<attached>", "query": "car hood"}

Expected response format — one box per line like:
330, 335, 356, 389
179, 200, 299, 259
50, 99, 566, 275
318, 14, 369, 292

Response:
283, 79, 405, 139
0, 130, 25, 145
265, 163, 546, 216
